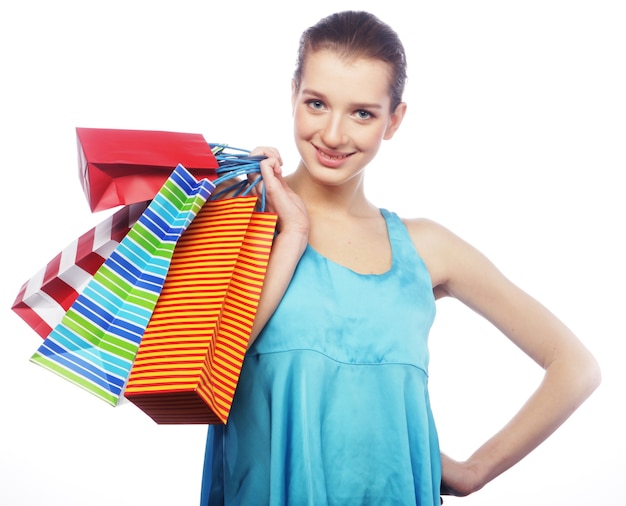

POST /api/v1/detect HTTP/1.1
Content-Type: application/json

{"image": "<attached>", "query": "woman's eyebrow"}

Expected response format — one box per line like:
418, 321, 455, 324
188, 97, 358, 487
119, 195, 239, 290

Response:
300, 89, 384, 110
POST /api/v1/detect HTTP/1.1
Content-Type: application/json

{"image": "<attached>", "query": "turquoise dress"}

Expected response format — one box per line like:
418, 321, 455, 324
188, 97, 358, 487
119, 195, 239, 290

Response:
200, 209, 441, 505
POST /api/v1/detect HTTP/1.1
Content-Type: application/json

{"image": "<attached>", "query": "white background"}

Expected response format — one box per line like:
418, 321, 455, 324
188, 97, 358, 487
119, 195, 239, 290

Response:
1, 1, 624, 505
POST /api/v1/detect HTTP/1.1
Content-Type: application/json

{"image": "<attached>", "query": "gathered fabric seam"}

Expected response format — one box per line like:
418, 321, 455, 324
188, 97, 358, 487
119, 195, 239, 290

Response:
247, 347, 429, 377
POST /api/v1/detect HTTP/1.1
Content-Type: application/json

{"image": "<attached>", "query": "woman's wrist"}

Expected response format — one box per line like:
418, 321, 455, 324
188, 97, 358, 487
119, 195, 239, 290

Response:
274, 227, 309, 256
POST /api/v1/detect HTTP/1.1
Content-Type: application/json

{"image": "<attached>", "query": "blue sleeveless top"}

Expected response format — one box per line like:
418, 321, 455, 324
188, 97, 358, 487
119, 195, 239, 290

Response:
201, 209, 441, 505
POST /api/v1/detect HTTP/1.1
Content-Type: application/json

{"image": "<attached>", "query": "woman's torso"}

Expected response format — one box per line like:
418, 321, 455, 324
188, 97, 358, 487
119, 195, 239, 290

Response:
201, 208, 442, 506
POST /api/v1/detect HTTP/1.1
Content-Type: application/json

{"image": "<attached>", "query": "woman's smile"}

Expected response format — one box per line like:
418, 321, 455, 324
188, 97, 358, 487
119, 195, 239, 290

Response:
313, 144, 355, 168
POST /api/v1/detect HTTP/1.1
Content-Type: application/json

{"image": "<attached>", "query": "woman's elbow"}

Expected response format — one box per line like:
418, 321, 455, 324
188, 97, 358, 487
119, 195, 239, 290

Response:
569, 346, 602, 403
582, 350, 602, 396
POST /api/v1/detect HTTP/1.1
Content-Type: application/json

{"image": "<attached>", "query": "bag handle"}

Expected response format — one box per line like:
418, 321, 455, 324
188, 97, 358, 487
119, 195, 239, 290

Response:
209, 144, 267, 211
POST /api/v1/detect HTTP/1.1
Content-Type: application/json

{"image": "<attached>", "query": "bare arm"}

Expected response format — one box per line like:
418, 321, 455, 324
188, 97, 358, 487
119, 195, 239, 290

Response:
408, 219, 601, 496
245, 150, 309, 347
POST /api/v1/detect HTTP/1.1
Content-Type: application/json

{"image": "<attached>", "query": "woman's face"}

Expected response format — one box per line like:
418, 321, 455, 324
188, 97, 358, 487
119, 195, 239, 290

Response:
291, 49, 406, 187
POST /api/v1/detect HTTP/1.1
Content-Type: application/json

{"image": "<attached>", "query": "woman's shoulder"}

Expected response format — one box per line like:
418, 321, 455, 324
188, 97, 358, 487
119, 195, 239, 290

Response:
400, 216, 457, 248
398, 216, 481, 293
399, 215, 514, 301
380, 211, 450, 255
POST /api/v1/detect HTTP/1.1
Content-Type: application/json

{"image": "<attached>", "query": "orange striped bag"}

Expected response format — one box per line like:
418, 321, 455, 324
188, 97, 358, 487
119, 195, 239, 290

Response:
124, 196, 277, 424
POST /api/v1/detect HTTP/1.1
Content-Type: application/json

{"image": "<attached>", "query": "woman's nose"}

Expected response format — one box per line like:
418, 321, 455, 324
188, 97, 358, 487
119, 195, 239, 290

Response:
320, 114, 348, 148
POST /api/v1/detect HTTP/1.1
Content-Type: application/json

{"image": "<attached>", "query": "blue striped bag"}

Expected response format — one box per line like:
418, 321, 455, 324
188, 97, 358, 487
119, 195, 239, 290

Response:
30, 164, 215, 405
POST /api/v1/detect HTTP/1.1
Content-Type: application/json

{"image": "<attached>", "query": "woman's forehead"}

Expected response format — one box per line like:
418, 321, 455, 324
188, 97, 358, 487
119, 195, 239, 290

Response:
299, 50, 393, 99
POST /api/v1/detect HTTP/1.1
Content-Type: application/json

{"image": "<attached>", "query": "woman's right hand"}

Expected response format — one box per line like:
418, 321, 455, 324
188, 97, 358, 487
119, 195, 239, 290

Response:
249, 147, 309, 238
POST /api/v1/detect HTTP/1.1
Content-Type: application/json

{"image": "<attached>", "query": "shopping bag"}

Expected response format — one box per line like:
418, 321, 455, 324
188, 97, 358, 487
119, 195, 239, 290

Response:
124, 195, 277, 424
30, 164, 215, 405
12, 201, 149, 339
77, 127, 219, 212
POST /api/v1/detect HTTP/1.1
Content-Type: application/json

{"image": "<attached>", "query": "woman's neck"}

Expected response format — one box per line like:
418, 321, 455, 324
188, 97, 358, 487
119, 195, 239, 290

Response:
285, 162, 377, 218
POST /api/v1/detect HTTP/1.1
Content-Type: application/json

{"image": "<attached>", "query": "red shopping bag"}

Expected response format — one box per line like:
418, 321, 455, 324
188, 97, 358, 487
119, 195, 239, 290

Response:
124, 196, 277, 424
12, 201, 149, 338
76, 127, 219, 212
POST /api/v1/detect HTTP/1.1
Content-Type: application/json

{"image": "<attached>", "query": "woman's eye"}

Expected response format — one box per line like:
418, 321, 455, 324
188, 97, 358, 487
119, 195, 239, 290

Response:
307, 100, 325, 110
355, 110, 372, 120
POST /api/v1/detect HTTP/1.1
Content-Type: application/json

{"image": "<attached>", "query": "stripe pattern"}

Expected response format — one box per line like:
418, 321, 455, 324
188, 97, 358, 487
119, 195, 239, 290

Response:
12, 202, 149, 338
124, 197, 277, 424
30, 165, 215, 405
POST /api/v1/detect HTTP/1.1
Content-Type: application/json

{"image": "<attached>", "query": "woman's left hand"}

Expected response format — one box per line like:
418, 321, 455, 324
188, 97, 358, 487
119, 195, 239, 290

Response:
440, 452, 479, 497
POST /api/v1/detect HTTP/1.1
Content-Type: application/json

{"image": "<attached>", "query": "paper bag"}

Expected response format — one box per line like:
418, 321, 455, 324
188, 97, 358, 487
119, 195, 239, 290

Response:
76, 127, 219, 212
12, 202, 149, 338
124, 196, 277, 423
30, 165, 215, 405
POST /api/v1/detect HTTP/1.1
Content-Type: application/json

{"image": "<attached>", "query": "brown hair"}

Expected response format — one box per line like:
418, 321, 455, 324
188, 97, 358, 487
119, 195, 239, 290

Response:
293, 11, 407, 111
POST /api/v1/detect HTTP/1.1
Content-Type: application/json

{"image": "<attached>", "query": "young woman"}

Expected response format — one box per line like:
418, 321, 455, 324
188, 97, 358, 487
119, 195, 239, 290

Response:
200, 10, 600, 505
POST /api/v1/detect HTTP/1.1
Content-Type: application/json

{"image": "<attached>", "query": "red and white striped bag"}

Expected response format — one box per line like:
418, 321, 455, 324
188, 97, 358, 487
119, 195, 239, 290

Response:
11, 201, 149, 338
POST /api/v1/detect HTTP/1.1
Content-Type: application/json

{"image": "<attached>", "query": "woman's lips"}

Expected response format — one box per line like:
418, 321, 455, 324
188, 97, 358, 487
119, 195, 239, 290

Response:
314, 145, 354, 168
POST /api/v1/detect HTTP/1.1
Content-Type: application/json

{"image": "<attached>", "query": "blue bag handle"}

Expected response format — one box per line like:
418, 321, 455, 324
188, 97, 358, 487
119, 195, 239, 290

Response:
209, 144, 266, 211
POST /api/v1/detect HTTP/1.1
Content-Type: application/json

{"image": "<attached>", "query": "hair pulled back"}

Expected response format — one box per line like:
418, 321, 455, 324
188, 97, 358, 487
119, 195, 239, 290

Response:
293, 11, 407, 111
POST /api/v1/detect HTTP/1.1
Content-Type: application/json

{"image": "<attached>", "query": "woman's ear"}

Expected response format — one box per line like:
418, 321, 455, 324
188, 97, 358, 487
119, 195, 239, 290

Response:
291, 80, 298, 114
383, 102, 407, 140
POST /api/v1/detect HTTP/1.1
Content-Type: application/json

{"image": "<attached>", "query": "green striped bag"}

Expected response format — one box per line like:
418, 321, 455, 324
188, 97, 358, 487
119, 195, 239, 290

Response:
30, 164, 215, 405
